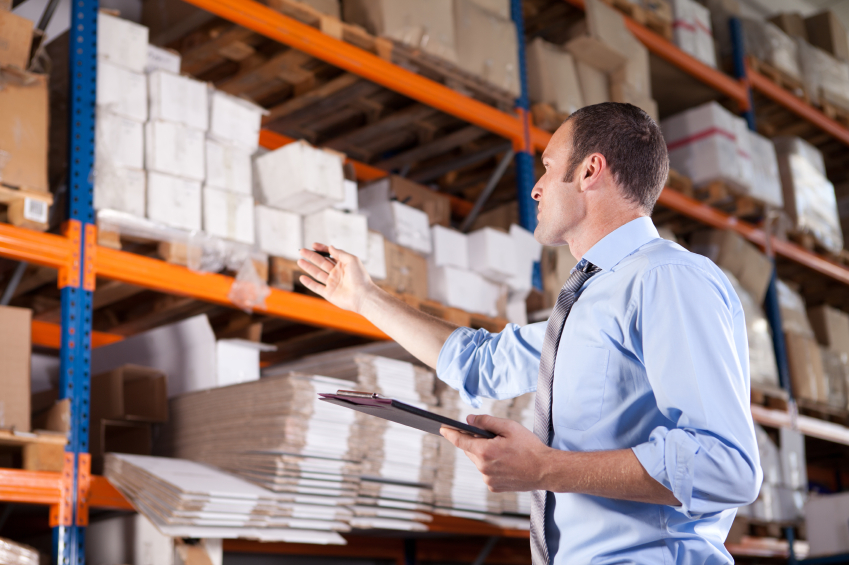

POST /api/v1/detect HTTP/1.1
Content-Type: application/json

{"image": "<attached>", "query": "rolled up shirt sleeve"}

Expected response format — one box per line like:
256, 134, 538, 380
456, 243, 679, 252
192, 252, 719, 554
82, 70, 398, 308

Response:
436, 323, 545, 407
630, 263, 763, 516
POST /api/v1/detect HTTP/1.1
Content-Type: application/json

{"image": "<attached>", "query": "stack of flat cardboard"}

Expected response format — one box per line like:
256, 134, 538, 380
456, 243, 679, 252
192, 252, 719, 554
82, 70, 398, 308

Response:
777, 280, 828, 404
502, 392, 535, 516
105, 453, 347, 543
0, 537, 38, 565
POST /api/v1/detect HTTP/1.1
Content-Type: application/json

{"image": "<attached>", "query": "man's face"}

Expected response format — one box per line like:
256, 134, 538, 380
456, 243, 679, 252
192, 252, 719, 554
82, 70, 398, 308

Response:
532, 122, 585, 246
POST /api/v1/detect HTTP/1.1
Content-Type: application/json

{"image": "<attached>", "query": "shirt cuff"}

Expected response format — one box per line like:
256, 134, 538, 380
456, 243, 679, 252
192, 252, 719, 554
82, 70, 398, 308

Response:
632, 426, 702, 515
436, 326, 488, 408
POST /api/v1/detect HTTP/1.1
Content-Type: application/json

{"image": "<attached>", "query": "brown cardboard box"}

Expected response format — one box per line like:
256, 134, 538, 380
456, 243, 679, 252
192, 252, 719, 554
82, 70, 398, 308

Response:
0, 305, 31, 432
610, 80, 658, 121
454, 0, 520, 97
0, 67, 48, 191
0, 0, 12, 11
575, 60, 610, 105
768, 12, 808, 41
690, 230, 773, 304
525, 37, 584, 115
91, 419, 152, 472
805, 11, 849, 62
386, 176, 451, 227
383, 240, 428, 300
808, 305, 849, 357
785, 332, 827, 403
0, 9, 33, 69
820, 348, 849, 410
471, 200, 518, 231
91, 365, 168, 423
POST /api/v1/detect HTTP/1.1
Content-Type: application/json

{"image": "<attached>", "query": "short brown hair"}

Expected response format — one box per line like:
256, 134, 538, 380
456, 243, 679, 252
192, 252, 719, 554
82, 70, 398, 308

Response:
563, 102, 669, 213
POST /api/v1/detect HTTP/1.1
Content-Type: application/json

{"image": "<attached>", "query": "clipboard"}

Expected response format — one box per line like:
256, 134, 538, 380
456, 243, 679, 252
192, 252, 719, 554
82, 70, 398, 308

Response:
318, 390, 496, 439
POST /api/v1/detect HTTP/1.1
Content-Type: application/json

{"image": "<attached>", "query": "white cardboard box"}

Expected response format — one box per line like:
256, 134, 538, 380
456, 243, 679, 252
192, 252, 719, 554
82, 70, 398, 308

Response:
98, 12, 149, 73
145, 121, 206, 181
146, 45, 182, 74
364, 231, 387, 280
692, 1, 716, 68
254, 205, 302, 260
205, 140, 252, 195
203, 186, 255, 244
806, 492, 849, 557
525, 37, 583, 115
97, 60, 147, 122
749, 130, 783, 208
208, 89, 265, 152
431, 225, 469, 269
671, 0, 696, 58
333, 179, 359, 213
468, 227, 518, 281
148, 70, 209, 131
147, 171, 202, 231
303, 208, 369, 262
216, 339, 275, 388
662, 101, 741, 190
358, 183, 433, 254
732, 115, 754, 194
253, 141, 345, 213
96, 110, 144, 170
94, 165, 146, 216
428, 265, 501, 317
506, 224, 541, 292
454, 0, 520, 97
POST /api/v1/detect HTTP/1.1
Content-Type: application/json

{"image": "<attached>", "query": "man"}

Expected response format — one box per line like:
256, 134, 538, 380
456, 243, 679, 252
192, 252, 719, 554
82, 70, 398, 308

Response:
298, 103, 761, 564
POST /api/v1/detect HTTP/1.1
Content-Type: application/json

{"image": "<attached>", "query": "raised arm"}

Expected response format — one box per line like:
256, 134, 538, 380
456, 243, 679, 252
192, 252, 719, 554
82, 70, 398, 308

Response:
298, 243, 457, 368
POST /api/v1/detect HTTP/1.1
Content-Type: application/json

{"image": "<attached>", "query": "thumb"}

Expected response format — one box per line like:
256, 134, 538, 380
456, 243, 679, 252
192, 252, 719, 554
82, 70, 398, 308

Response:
468, 414, 514, 436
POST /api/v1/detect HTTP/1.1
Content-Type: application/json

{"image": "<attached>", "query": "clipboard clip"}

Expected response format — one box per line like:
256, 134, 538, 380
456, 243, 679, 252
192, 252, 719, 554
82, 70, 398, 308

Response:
336, 389, 387, 399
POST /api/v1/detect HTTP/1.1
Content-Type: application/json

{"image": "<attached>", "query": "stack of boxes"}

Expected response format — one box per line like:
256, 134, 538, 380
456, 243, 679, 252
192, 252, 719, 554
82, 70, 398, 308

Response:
808, 304, 849, 410
670, 0, 716, 67
778, 280, 828, 404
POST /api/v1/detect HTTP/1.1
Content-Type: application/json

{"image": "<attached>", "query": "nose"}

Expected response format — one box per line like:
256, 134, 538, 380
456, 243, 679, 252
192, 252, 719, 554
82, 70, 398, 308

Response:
531, 181, 542, 201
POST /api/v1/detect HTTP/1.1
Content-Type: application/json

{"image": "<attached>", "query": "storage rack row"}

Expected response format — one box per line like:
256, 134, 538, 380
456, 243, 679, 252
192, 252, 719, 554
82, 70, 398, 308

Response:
2, 0, 849, 562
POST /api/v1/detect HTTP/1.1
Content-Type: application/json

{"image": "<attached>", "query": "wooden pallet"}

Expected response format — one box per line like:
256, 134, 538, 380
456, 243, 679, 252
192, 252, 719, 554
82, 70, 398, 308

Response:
820, 93, 849, 129
784, 229, 847, 266
601, 0, 673, 41
664, 168, 694, 198
796, 397, 849, 425
530, 103, 568, 133
750, 382, 789, 412
269, 256, 509, 332
0, 429, 67, 472
0, 184, 53, 231
748, 57, 809, 104
692, 180, 768, 221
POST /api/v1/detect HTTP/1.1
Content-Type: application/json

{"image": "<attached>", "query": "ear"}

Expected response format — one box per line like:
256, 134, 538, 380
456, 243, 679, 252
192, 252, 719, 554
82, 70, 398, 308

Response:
578, 153, 607, 193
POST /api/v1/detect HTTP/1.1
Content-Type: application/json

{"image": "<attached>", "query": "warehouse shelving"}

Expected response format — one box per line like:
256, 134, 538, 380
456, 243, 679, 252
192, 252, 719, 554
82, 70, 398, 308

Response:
2, 0, 849, 562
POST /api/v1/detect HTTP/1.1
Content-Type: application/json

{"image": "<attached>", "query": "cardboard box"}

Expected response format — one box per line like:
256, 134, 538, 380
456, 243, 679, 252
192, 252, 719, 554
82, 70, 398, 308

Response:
98, 11, 149, 73
806, 492, 849, 557
575, 60, 610, 105
471, 200, 518, 231
454, 0, 520, 97
146, 171, 202, 231
216, 339, 275, 388
797, 38, 849, 109
361, 176, 451, 227
94, 164, 146, 216
0, 9, 33, 69
742, 18, 801, 81
506, 224, 542, 293
363, 231, 387, 280
431, 225, 469, 269
383, 241, 428, 300
820, 348, 848, 410
96, 110, 144, 170
689, 230, 772, 304
785, 331, 827, 403
732, 115, 755, 194
91, 419, 151, 465
428, 265, 501, 316
333, 179, 359, 213
468, 227, 518, 281
146, 44, 181, 74
671, 0, 696, 57
91, 365, 168, 423
358, 191, 433, 254
97, 60, 148, 122
254, 205, 302, 260
768, 12, 807, 41
779, 427, 807, 490
777, 279, 814, 337
541, 245, 579, 307
148, 70, 209, 131
303, 208, 369, 261
208, 89, 265, 151
343, 0, 458, 63
691, 1, 716, 68
145, 121, 206, 181
525, 37, 583, 115
577, 0, 631, 70
748, 129, 783, 208
254, 140, 345, 213
0, 306, 31, 432
808, 305, 849, 356
0, 68, 48, 191
609, 80, 658, 121
805, 10, 849, 63
205, 140, 252, 195
203, 186, 255, 244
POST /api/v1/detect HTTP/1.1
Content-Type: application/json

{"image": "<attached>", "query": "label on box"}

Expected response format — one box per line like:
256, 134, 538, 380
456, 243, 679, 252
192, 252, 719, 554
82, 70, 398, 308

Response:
24, 198, 48, 224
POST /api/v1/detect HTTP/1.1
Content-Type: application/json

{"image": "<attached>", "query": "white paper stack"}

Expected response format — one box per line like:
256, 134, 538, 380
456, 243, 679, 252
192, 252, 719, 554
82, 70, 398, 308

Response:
105, 453, 348, 543
504, 392, 535, 516
0, 538, 38, 565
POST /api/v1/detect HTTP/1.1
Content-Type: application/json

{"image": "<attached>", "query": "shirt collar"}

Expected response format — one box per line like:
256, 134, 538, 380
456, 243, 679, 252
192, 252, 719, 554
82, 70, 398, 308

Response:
580, 217, 659, 272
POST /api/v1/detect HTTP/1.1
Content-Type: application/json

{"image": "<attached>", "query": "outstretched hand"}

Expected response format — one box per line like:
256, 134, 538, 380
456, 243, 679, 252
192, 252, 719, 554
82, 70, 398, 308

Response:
440, 415, 551, 492
297, 243, 375, 314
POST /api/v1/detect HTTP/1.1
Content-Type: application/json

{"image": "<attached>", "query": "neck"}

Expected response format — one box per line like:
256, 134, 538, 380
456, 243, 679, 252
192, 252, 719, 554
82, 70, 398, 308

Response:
567, 209, 646, 261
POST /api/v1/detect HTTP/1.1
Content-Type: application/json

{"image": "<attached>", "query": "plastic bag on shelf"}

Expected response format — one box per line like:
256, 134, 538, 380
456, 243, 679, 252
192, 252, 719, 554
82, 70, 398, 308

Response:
228, 257, 271, 313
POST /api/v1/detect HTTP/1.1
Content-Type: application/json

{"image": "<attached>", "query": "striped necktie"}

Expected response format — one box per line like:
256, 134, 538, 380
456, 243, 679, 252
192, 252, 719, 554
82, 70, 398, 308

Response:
530, 260, 602, 565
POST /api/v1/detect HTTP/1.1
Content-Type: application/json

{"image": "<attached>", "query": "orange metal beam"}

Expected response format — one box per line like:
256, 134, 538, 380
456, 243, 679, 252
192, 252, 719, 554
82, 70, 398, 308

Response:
31, 320, 123, 349
657, 188, 849, 286
561, 0, 749, 110
96, 246, 389, 340
0, 224, 74, 270
259, 129, 476, 216
89, 475, 134, 510
747, 67, 849, 148
183, 0, 553, 148
0, 469, 63, 506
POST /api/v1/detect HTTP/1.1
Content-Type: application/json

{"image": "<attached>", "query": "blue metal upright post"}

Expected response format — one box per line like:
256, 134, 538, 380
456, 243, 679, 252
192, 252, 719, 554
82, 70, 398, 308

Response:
54, 0, 98, 563
510, 0, 543, 289
728, 16, 792, 395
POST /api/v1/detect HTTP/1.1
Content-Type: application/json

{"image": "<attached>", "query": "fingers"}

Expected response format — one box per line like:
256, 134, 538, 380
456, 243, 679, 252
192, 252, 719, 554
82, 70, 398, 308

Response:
441, 426, 484, 453
298, 275, 328, 299
299, 246, 336, 273
471, 414, 515, 436
297, 258, 331, 285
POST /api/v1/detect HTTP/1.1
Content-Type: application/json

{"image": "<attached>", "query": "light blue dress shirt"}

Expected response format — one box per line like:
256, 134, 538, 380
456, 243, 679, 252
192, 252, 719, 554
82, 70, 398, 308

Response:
437, 217, 762, 564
